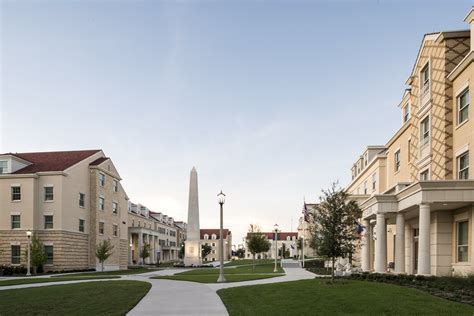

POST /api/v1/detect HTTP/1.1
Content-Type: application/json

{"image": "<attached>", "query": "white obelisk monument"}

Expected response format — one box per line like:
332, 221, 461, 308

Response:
184, 167, 201, 266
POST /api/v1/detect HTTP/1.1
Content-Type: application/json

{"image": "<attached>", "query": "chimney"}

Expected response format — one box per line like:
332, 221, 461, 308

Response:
465, 7, 474, 51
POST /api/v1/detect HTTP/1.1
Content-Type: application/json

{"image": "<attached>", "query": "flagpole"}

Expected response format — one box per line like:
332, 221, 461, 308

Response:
302, 219, 305, 268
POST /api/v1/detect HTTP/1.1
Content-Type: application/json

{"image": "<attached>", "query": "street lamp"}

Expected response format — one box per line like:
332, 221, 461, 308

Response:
273, 224, 279, 272
26, 230, 32, 276
217, 190, 226, 283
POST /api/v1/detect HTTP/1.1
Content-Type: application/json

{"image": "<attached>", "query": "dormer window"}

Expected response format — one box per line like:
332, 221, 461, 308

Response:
403, 103, 410, 123
0, 160, 8, 174
204, 234, 209, 240
211, 234, 217, 240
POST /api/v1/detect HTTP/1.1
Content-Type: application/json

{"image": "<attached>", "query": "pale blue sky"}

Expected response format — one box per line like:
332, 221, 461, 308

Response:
1, 0, 472, 244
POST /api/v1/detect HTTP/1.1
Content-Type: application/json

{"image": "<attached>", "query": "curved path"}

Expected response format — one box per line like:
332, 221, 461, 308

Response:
127, 262, 315, 315
0, 261, 315, 315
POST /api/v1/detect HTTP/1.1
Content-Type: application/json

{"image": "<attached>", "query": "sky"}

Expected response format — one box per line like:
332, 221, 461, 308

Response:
1, 0, 473, 246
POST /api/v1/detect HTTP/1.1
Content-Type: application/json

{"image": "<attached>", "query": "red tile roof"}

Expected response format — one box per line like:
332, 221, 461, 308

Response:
247, 232, 298, 241
2, 150, 101, 174
200, 229, 231, 239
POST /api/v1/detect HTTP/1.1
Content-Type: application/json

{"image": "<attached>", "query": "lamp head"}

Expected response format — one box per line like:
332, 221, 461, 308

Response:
26, 230, 32, 238
217, 190, 226, 205
274, 223, 279, 232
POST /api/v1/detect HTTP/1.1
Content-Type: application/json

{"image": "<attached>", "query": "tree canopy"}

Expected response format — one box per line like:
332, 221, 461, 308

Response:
95, 239, 114, 272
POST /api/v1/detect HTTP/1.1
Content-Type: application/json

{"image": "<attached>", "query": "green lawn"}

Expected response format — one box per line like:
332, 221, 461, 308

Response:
0, 275, 119, 286
224, 259, 274, 267
152, 263, 284, 283
217, 279, 474, 315
56, 267, 161, 277
0, 280, 150, 315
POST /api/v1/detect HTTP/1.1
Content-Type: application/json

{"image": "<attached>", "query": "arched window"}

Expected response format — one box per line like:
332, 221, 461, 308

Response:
287, 236, 291, 241
211, 234, 217, 240
204, 234, 209, 240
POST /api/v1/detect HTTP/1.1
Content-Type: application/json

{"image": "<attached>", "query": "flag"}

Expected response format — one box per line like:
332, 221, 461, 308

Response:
302, 202, 310, 222
290, 243, 295, 250
355, 222, 365, 238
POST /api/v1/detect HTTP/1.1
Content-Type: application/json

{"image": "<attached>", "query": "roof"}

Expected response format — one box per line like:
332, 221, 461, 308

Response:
247, 232, 298, 240
2, 150, 101, 174
200, 229, 231, 239
89, 157, 109, 166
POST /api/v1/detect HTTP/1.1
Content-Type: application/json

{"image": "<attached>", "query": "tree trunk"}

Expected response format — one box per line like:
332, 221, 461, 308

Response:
101, 261, 104, 272
252, 253, 255, 271
331, 256, 335, 283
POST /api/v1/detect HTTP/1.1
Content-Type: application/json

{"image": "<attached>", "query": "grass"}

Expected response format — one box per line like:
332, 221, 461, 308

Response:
56, 267, 161, 277
217, 279, 474, 315
0, 275, 120, 286
0, 280, 150, 315
224, 259, 274, 267
152, 262, 284, 283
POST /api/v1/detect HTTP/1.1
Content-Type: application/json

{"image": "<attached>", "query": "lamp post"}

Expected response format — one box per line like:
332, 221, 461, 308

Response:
217, 190, 226, 283
26, 230, 32, 276
273, 224, 279, 273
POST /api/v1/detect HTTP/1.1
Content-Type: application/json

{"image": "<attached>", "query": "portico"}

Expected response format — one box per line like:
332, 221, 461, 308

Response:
359, 180, 474, 276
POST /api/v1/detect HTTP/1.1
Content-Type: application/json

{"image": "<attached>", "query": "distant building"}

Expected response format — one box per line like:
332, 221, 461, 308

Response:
244, 232, 298, 259
200, 229, 232, 262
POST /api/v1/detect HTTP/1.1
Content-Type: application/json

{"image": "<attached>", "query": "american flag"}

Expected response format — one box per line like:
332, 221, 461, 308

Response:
355, 222, 365, 238
302, 202, 310, 222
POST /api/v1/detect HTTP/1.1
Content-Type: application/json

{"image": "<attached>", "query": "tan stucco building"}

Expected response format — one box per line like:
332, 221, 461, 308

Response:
200, 229, 232, 263
0, 149, 186, 271
0, 150, 129, 271
347, 8, 474, 276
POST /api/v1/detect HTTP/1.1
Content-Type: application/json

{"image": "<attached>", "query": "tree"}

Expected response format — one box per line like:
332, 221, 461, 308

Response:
312, 183, 362, 282
140, 242, 151, 265
201, 243, 212, 260
24, 233, 46, 274
278, 243, 290, 259
179, 242, 185, 259
246, 233, 271, 270
236, 248, 245, 259
95, 239, 114, 272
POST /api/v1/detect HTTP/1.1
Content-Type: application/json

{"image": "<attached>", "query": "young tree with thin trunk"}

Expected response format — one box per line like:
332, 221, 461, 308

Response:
246, 234, 271, 270
312, 183, 362, 283
201, 243, 212, 260
95, 239, 114, 272
24, 233, 46, 274
140, 242, 151, 265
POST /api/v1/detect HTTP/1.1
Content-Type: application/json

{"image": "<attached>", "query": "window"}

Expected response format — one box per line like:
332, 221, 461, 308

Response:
457, 221, 468, 262
458, 151, 469, 180
113, 224, 118, 237
44, 187, 54, 201
394, 150, 401, 172
98, 197, 105, 211
420, 169, 429, 180
79, 193, 85, 207
212, 242, 216, 247
44, 215, 54, 229
112, 180, 118, 192
421, 63, 430, 94
363, 181, 367, 194
0, 160, 8, 174
364, 153, 368, 167
112, 202, 118, 214
420, 117, 430, 146
11, 186, 21, 201
79, 219, 85, 232
212, 234, 217, 240
458, 88, 469, 124
11, 215, 20, 229
372, 173, 377, 191
403, 103, 410, 123
11, 245, 20, 264
44, 246, 53, 265
99, 173, 105, 186
99, 222, 104, 234
211, 250, 216, 254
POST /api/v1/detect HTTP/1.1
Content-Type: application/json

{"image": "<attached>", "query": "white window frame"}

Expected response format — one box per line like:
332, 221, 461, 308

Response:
11, 214, 21, 229
79, 193, 85, 208
372, 173, 377, 191
79, 219, 85, 232
112, 201, 118, 214
113, 224, 118, 237
44, 186, 54, 202
420, 168, 430, 181
394, 149, 401, 172
112, 180, 118, 192
420, 116, 430, 147
457, 88, 469, 125
44, 215, 54, 229
420, 62, 430, 96
403, 103, 410, 123
44, 245, 54, 265
99, 173, 105, 187
99, 221, 105, 235
457, 151, 469, 180
456, 220, 468, 262
98, 197, 105, 211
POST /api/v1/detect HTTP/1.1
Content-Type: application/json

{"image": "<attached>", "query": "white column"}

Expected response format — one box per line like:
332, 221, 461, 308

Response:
395, 213, 405, 274
128, 232, 133, 265
374, 213, 387, 273
138, 232, 143, 265
418, 204, 431, 275
361, 219, 371, 271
